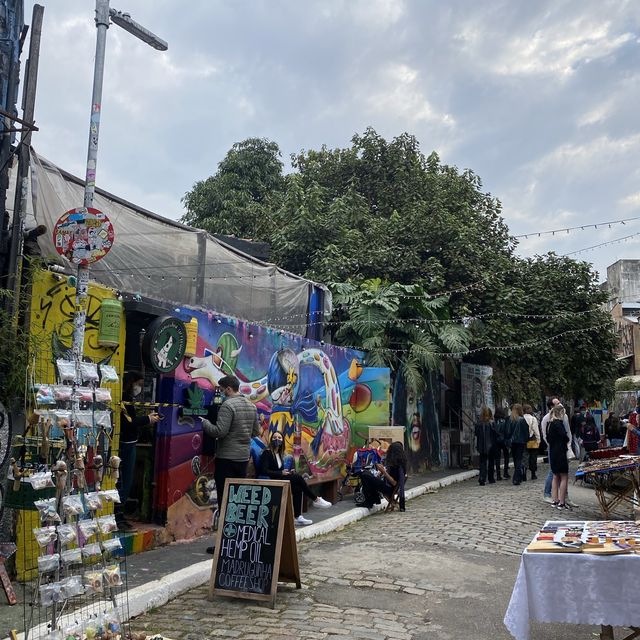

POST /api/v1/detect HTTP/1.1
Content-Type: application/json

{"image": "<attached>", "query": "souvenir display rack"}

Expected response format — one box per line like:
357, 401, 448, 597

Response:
8, 355, 131, 640
575, 455, 640, 519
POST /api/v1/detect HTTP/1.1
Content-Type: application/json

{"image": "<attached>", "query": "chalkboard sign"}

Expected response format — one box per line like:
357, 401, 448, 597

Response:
209, 478, 301, 607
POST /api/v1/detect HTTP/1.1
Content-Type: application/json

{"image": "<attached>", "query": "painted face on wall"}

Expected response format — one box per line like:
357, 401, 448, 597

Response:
409, 413, 422, 453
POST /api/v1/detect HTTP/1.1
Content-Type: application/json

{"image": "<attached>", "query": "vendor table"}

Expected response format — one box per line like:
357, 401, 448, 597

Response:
575, 456, 640, 519
504, 526, 640, 640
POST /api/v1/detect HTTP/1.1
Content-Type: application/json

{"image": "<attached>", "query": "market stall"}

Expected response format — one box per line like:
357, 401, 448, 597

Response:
504, 520, 640, 640
575, 456, 640, 518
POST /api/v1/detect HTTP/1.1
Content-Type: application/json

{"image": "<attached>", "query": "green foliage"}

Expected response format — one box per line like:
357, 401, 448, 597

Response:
331, 279, 470, 396
616, 377, 640, 392
181, 137, 285, 239
182, 129, 620, 403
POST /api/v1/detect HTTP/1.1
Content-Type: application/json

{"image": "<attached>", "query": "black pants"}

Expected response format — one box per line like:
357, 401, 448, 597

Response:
496, 444, 510, 476
214, 458, 248, 511
523, 446, 537, 478
479, 450, 497, 484
490, 445, 502, 479
286, 473, 316, 517
511, 443, 525, 484
360, 472, 397, 509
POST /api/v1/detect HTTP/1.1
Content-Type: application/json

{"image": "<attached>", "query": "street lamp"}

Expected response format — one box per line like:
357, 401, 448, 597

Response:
71, 0, 167, 365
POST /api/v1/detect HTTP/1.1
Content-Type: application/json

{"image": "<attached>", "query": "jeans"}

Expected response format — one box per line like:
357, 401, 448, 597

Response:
497, 444, 510, 475
117, 441, 137, 510
213, 458, 248, 511
611, 438, 624, 447
511, 443, 525, 484
544, 469, 553, 497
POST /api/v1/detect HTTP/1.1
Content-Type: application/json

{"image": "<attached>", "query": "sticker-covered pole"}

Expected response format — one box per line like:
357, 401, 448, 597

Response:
72, 0, 110, 365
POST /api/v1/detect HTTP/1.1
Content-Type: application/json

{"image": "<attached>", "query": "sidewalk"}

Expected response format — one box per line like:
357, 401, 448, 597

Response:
2, 466, 478, 638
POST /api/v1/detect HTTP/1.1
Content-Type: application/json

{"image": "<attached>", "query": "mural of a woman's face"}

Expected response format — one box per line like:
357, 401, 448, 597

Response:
409, 413, 422, 452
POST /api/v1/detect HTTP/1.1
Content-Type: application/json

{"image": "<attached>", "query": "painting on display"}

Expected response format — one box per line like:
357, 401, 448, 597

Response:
460, 363, 494, 444
154, 308, 390, 537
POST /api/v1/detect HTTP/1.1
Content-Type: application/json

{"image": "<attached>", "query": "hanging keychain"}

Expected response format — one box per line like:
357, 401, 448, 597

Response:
107, 455, 121, 482
92, 454, 104, 490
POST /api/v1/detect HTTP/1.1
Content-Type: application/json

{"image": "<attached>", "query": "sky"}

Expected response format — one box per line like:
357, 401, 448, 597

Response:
24, 0, 640, 282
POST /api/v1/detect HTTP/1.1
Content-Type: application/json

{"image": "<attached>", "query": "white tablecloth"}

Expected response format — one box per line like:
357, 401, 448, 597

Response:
504, 550, 640, 640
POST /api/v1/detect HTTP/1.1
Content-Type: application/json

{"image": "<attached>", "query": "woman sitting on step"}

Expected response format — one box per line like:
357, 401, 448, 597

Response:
258, 430, 332, 526
360, 441, 407, 512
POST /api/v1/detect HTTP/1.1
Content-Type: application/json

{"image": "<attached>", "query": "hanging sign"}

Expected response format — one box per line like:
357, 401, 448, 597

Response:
209, 479, 300, 608
142, 316, 188, 373
53, 207, 114, 265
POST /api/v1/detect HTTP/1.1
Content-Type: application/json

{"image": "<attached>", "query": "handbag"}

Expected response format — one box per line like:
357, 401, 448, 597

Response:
527, 437, 538, 449
566, 443, 576, 460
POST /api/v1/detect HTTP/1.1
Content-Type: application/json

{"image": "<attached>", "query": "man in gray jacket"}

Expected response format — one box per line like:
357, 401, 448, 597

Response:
202, 374, 260, 552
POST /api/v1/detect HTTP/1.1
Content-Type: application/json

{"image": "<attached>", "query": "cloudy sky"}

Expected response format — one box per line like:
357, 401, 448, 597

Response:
25, 0, 640, 281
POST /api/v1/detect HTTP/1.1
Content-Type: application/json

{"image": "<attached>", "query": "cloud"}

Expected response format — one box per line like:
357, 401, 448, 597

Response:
619, 192, 640, 208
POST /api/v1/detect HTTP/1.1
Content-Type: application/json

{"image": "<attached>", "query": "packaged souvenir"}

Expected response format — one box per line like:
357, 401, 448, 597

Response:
94, 387, 112, 403
60, 548, 82, 566
83, 570, 103, 594
29, 471, 55, 490
56, 523, 78, 546
56, 358, 76, 382
77, 387, 94, 402
33, 526, 57, 547
63, 620, 83, 640
99, 364, 119, 383
35, 385, 55, 405
99, 489, 121, 504
34, 498, 61, 523
53, 385, 73, 402
79, 361, 99, 383
84, 491, 103, 512
62, 494, 84, 516
39, 583, 56, 607
81, 542, 102, 559
102, 537, 123, 555
97, 515, 117, 534
37, 553, 60, 574
103, 609, 122, 635
95, 410, 112, 430
59, 574, 84, 598
77, 519, 98, 539
103, 563, 123, 587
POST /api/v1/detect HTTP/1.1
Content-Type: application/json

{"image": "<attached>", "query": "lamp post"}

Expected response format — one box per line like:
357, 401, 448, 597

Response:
71, 0, 167, 367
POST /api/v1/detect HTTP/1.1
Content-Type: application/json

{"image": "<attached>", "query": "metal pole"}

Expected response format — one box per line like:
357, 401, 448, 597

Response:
6, 5, 43, 318
72, 0, 110, 365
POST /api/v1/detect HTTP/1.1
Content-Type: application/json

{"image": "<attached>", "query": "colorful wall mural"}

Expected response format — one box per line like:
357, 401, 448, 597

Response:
460, 363, 494, 445
154, 307, 390, 539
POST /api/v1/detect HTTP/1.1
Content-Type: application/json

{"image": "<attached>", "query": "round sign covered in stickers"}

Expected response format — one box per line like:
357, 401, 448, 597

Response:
53, 207, 114, 265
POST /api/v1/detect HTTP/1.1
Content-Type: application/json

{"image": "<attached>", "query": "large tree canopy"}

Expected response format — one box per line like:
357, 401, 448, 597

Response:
182, 129, 620, 402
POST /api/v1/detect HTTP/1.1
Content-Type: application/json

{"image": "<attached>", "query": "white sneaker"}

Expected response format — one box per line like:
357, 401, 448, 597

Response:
543, 496, 554, 504
295, 515, 313, 526
312, 497, 332, 509
566, 498, 579, 508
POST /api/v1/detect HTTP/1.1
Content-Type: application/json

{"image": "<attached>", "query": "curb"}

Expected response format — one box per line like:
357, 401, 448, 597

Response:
124, 469, 478, 621
7, 469, 478, 638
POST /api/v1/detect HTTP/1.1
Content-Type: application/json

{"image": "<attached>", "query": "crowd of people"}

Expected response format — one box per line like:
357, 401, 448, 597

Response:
474, 395, 640, 511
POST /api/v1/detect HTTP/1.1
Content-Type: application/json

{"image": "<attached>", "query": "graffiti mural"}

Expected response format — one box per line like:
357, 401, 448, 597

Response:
155, 308, 390, 529
461, 363, 494, 445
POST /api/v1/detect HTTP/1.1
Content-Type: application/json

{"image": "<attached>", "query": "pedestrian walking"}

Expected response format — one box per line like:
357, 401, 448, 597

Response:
540, 397, 573, 504
547, 405, 570, 510
202, 374, 261, 553
508, 404, 528, 486
522, 404, 540, 481
258, 431, 331, 526
474, 406, 494, 485
493, 407, 510, 480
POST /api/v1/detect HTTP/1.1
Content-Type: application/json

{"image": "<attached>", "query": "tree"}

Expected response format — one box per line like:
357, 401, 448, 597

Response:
181, 137, 285, 239
331, 279, 470, 397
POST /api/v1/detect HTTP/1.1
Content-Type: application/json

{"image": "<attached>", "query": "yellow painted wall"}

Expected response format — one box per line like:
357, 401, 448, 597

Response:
16, 269, 126, 579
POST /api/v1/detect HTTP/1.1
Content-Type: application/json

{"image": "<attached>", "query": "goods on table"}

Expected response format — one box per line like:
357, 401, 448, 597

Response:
575, 455, 640, 477
589, 447, 627, 460
527, 521, 640, 554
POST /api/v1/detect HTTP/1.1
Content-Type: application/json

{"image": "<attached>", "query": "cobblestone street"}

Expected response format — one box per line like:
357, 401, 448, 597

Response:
131, 467, 622, 640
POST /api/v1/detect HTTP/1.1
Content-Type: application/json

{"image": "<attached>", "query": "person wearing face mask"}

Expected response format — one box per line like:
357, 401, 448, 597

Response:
258, 431, 332, 526
117, 370, 161, 530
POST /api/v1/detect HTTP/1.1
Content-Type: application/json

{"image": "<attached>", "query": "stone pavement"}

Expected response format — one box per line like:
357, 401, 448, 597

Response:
131, 465, 627, 640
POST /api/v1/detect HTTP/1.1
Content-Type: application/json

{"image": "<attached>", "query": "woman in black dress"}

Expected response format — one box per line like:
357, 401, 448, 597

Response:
547, 404, 570, 510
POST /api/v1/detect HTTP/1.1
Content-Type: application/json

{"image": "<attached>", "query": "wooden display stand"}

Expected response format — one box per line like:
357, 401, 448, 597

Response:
209, 478, 301, 608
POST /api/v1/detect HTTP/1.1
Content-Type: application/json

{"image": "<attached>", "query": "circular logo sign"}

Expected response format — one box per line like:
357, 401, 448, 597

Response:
53, 207, 114, 265
142, 316, 187, 373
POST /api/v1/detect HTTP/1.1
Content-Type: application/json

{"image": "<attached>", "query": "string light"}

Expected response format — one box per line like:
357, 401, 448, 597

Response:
514, 215, 640, 239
